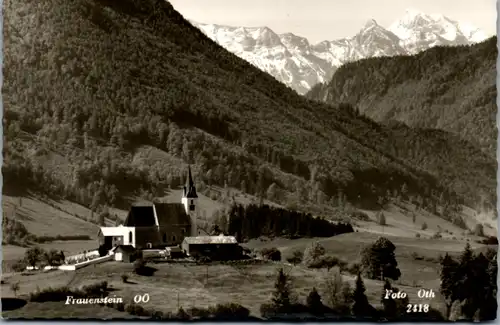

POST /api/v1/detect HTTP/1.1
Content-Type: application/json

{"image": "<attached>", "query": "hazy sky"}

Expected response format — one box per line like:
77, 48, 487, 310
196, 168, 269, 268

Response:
169, 0, 497, 43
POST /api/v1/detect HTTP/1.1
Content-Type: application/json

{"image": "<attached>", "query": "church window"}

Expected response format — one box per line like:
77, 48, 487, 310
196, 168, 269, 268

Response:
129, 231, 132, 244
172, 235, 176, 242
189, 204, 195, 211
147, 243, 152, 249
181, 228, 186, 234
163, 233, 167, 242
190, 200, 194, 205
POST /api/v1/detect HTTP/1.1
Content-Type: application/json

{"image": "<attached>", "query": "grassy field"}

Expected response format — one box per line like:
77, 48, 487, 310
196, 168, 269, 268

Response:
3, 301, 135, 319
2, 195, 100, 238
4, 228, 481, 319
244, 231, 485, 289
1, 257, 446, 319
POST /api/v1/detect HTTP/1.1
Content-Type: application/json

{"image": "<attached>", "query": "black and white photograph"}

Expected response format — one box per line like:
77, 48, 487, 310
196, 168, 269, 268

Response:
1, 0, 498, 321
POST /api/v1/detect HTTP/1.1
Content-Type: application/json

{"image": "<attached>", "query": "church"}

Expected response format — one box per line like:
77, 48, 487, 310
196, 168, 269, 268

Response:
98, 166, 201, 251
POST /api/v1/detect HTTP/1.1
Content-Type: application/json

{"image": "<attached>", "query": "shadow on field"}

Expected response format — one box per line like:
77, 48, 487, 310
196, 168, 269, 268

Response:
1, 298, 27, 311
136, 266, 158, 277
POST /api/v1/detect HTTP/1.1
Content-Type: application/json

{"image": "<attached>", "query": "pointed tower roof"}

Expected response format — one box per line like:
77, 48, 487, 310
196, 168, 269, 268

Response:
184, 165, 198, 198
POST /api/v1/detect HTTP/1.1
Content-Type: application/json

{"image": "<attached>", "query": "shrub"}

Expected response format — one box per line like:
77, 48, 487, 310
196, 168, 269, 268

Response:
307, 254, 346, 270
151, 310, 165, 319
345, 262, 361, 275
209, 303, 250, 319
134, 258, 146, 272
133, 259, 156, 276
303, 241, 326, 266
121, 274, 129, 283
29, 286, 83, 302
261, 247, 281, 261
421, 222, 428, 230
12, 259, 27, 272
351, 210, 370, 221
285, 249, 303, 265
415, 233, 421, 238
98, 244, 108, 257
481, 236, 498, 245
125, 303, 151, 316
116, 302, 125, 312
411, 252, 424, 260
81, 281, 108, 296
432, 232, 442, 239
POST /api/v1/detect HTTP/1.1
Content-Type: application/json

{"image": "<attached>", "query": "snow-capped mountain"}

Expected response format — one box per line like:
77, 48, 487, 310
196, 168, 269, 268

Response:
191, 9, 490, 94
388, 9, 488, 54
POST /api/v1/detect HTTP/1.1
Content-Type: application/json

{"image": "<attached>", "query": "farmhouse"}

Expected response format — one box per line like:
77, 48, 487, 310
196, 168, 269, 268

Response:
181, 235, 240, 259
98, 166, 201, 251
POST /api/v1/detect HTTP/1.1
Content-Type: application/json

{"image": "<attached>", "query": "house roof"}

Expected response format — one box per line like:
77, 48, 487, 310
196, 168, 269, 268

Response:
124, 205, 156, 227
182, 235, 238, 245
99, 226, 126, 237
154, 202, 191, 226
116, 245, 136, 253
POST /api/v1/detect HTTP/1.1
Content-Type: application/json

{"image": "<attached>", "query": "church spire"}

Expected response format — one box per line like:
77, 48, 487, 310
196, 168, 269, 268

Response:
183, 165, 198, 198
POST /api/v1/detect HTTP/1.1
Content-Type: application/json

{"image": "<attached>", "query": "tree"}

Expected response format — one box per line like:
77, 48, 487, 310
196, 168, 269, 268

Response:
303, 241, 326, 266
421, 222, 428, 230
271, 268, 292, 313
351, 273, 371, 317
439, 243, 497, 321
361, 237, 401, 280
98, 244, 108, 257
474, 224, 484, 237
266, 183, 277, 201
324, 266, 344, 310
44, 249, 63, 266
24, 247, 45, 268
10, 282, 20, 297
411, 212, 416, 224
381, 279, 397, 319
439, 253, 459, 318
306, 287, 323, 315
377, 212, 386, 226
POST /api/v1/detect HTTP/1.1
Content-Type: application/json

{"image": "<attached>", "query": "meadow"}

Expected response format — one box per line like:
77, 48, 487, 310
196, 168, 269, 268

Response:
3, 230, 482, 319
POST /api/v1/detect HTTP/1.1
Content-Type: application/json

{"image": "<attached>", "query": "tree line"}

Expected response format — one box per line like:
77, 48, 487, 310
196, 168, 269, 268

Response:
224, 204, 354, 242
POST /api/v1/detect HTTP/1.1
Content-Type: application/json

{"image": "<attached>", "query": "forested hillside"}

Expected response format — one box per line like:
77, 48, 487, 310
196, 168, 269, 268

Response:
3, 0, 495, 222
306, 38, 497, 154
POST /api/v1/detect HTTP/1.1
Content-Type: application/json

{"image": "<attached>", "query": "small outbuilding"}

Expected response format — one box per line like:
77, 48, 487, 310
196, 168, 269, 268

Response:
181, 235, 240, 260
166, 246, 185, 259
114, 245, 138, 263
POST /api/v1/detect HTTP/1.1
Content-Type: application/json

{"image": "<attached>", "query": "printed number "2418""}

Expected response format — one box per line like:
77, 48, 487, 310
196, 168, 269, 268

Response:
407, 304, 429, 313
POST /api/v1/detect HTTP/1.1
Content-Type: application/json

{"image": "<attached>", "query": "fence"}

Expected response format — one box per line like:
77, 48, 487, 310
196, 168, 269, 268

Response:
58, 254, 115, 270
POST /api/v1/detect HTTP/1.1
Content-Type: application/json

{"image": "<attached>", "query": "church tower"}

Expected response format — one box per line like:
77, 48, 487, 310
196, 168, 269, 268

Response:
182, 165, 199, 236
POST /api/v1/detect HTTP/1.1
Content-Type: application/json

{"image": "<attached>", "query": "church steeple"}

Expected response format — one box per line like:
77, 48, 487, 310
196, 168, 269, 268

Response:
183, 165, 198, 198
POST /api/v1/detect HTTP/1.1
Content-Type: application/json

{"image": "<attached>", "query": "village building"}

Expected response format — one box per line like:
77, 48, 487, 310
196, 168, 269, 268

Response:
181, 235, 239, 259
98, 166, 201, 251
114, 245, 137, 263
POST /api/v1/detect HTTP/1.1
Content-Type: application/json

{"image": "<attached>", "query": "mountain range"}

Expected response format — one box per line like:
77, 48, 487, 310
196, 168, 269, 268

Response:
3, 0, 495, 230
306, 37, 497, 154
191, 9, 489, 94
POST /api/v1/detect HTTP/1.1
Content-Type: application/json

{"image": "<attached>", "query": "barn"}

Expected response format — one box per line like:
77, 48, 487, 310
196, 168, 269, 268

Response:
181, 235, 240, 260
